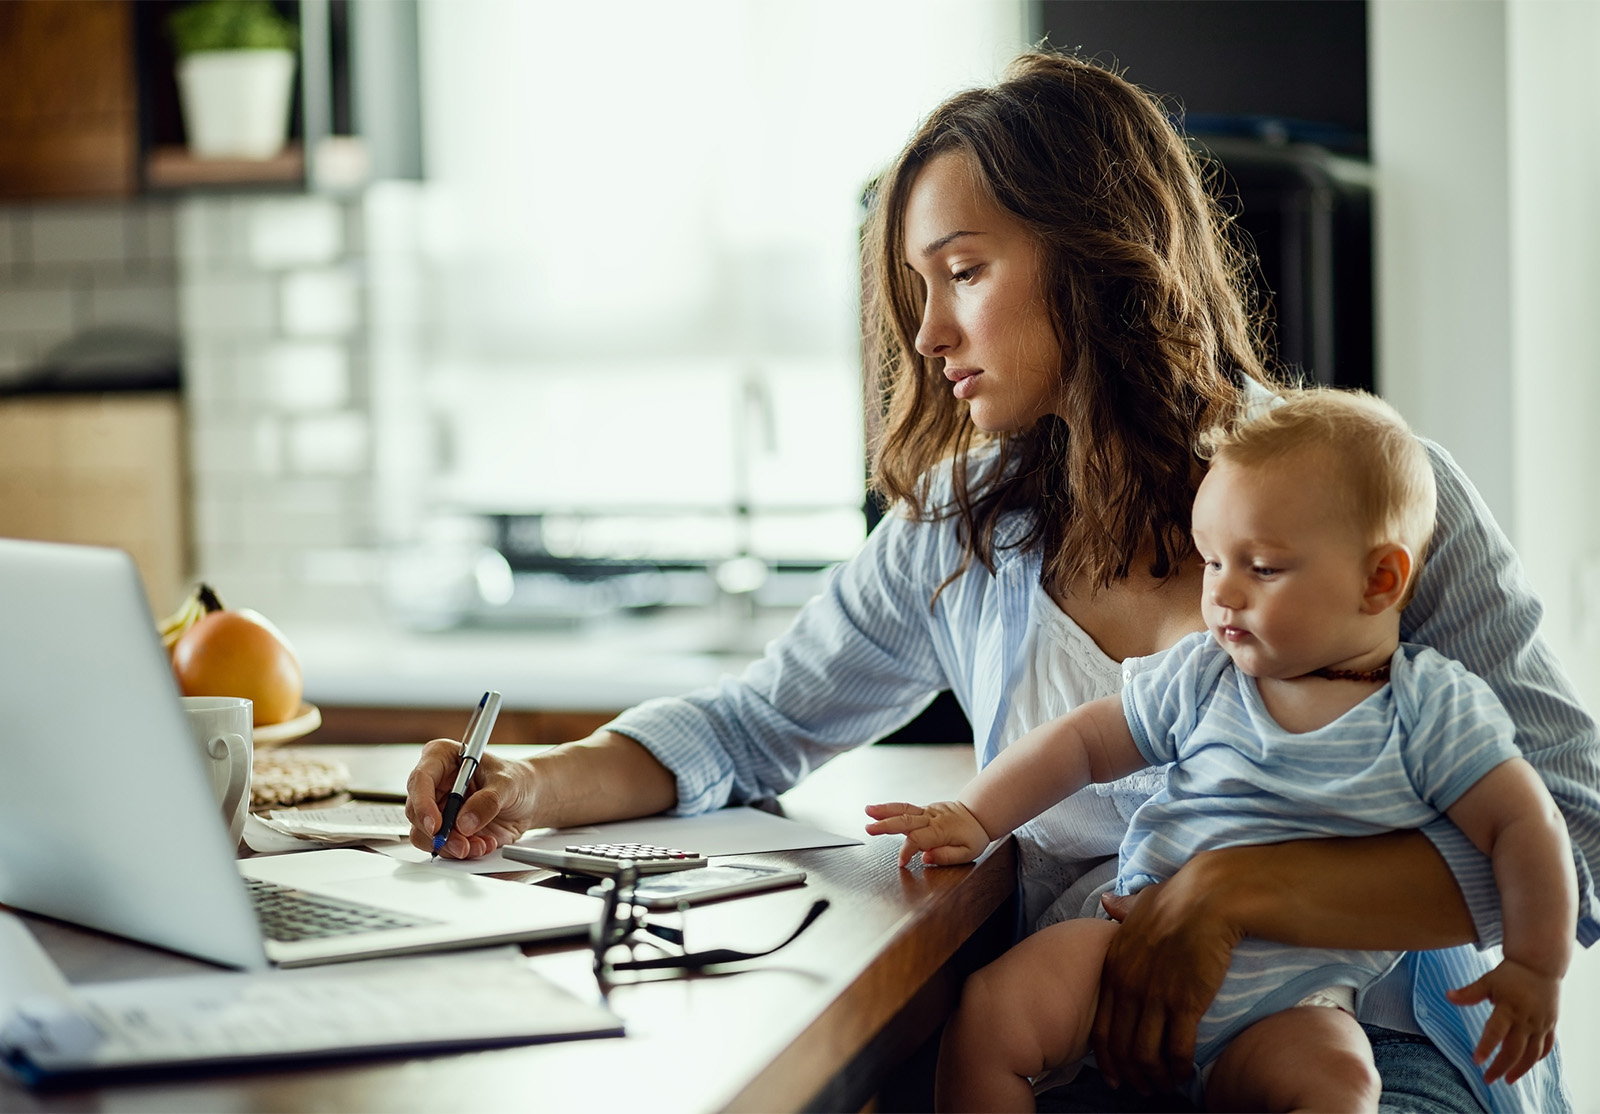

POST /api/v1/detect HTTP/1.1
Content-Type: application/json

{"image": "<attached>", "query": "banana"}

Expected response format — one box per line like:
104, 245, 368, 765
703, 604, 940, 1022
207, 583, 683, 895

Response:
158, 583, 226, 650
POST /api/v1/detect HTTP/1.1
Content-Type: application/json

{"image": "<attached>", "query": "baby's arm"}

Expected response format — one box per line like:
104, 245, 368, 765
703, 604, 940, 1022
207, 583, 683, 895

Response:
1441, 756, 1577, 1085
865, 694, 1147, 866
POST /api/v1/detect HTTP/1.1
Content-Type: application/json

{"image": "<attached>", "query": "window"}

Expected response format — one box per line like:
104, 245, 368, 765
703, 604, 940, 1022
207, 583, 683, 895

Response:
403, 0, 1025, 570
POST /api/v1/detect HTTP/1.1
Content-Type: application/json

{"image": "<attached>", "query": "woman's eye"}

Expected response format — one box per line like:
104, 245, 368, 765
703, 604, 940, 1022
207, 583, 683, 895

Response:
952, 265, 981, 284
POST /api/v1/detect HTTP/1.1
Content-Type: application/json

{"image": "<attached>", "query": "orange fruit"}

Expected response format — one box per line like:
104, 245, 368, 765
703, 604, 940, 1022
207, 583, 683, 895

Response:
172, 609, 303, 726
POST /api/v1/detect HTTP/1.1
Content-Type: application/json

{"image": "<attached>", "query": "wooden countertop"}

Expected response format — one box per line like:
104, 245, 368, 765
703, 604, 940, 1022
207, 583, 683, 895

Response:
1, 743, 1013, 1114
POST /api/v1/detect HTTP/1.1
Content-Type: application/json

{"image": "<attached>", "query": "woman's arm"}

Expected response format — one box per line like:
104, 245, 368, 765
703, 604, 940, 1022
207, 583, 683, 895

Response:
406, 503, 968, 855
1402, 442, 1600, 946
1091, 831, 1475, 1094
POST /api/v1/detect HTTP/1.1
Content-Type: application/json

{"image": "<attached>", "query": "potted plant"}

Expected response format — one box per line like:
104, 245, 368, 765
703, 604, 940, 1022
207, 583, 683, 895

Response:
168, 0, 300, 160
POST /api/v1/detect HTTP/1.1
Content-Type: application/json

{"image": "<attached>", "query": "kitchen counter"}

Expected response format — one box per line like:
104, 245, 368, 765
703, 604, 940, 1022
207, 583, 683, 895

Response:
286, 604, 796, 713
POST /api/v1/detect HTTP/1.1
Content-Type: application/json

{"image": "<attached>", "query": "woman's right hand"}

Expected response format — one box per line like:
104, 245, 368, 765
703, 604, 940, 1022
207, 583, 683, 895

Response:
404, 729, 680, 859
1092, 869, 1241, 1095
405, 738, 540, 859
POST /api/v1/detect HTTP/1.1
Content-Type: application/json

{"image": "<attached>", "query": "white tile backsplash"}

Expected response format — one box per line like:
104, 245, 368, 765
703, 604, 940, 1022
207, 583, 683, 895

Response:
249, 198, 344, 269
279, 267, 359, 338
0, 194, 390, 623
178, 340, 239, 408
265, 341, 349, 411
170, 192, 381, 621
190, 417, 266, 476
0, 338, 36, 380
0, 284, 76, 336
0, 212, 17, 272
87, 281, 180, 333
28, 205, 130, 268
180, 274, 277, 337
136, 203, 178, 265
254, 416, 285, 475
286, 411, 369, 474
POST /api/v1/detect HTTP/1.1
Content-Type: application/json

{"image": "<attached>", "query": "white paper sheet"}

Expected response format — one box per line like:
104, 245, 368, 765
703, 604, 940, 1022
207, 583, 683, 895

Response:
368, 806, 860, 873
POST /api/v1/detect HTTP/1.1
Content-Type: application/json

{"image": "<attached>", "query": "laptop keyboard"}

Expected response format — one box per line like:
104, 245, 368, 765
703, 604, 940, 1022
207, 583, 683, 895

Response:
246, 878, 439, 942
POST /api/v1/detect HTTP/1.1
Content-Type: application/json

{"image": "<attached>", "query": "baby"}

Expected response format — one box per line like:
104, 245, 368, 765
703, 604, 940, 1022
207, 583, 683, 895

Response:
866, 389, 1577, 1112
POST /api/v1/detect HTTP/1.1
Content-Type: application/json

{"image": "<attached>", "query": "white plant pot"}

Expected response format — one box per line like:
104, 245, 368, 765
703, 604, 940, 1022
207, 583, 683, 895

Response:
176, 50, 296, 160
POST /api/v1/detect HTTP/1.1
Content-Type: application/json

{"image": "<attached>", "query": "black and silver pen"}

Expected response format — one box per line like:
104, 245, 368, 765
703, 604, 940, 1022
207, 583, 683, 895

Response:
431, 690, 503, 859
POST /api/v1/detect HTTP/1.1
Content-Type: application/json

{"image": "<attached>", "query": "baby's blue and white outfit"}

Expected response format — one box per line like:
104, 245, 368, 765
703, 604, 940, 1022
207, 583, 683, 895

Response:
1121, 631, 1522, 1079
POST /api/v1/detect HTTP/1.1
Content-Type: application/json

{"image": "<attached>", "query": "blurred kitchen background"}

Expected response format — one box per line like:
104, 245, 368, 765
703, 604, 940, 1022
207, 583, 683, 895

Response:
4, 0, 1600, 1099
4, 0, 1599, 697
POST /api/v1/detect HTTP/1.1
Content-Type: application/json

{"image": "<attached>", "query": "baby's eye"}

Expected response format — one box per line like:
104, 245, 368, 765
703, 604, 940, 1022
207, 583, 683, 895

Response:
1252, 565, 1278, 577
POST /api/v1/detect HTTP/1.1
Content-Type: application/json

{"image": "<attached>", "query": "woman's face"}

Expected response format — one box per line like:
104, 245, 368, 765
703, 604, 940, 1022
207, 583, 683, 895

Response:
901, 151, 1064, 433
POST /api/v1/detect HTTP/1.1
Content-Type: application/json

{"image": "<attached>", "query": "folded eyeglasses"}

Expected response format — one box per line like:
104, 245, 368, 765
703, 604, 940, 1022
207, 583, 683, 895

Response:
590, 861, 829, 977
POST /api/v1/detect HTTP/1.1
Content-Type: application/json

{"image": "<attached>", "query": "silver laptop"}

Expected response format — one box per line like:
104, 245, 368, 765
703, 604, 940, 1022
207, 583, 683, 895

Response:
0, 538, 601, 969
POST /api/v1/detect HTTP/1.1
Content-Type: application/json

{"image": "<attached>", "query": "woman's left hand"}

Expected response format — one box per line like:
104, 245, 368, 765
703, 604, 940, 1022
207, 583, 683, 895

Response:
1092, 865, 1241, 1095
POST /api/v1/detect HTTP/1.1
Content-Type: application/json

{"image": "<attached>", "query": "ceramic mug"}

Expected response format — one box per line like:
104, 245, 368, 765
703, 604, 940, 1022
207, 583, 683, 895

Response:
181, 695, 253, 849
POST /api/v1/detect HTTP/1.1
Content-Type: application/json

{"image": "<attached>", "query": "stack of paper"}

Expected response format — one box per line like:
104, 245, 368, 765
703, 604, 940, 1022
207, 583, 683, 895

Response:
255, 803, 412, 844
0, 914, 622, 1085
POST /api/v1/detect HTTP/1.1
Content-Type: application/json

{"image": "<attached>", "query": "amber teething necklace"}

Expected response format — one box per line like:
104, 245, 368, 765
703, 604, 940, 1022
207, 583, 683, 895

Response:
1305, 664, 1391, 683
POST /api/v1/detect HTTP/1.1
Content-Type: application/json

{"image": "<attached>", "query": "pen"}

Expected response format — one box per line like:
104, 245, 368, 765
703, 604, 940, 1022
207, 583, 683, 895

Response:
432, 690, 503, 859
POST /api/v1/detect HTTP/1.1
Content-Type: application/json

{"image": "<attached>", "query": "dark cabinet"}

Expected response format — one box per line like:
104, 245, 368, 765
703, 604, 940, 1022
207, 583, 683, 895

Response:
0, 0, 140, 199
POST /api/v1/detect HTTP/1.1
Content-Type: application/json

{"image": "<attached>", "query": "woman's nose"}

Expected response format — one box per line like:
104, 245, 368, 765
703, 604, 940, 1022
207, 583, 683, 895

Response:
914, 297, 957, 358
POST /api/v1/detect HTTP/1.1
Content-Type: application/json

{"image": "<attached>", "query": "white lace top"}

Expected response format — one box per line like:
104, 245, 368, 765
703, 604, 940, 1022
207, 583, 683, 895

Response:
1000, 582, 1170, 927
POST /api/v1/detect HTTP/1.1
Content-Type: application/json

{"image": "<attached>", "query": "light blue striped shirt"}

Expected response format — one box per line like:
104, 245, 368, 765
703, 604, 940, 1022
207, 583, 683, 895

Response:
605, 440, 1600, 1113
1121, 633, 1521, 1068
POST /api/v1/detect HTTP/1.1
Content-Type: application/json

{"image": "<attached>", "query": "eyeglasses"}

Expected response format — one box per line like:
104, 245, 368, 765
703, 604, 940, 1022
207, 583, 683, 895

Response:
590, 861, 829, 977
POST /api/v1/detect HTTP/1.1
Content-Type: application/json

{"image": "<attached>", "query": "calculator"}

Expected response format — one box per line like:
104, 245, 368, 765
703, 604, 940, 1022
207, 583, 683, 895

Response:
500, 843, 708, 877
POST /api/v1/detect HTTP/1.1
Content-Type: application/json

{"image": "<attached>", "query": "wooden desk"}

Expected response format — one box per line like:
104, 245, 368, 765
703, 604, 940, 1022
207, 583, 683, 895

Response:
0, 744, 1016, 1113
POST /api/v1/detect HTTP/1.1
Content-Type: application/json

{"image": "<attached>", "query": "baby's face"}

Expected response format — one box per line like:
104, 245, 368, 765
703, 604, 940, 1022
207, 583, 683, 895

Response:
1190, 457, 1374, 679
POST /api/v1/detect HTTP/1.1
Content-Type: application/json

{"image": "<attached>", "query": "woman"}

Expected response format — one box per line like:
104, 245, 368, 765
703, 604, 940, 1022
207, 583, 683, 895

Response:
407, 51, 1599, 1112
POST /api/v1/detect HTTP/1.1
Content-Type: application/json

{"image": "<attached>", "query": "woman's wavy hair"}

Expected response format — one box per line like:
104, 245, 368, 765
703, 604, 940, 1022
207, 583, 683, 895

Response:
864, 50, 1275, 594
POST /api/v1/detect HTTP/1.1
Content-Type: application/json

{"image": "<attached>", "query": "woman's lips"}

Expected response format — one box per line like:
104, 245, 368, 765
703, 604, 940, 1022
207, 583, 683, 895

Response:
947, 367, 981, 400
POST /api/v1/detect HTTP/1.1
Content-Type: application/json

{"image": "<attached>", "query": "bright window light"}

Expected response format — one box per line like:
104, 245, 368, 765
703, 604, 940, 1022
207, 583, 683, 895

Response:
412, 0, 1025, 562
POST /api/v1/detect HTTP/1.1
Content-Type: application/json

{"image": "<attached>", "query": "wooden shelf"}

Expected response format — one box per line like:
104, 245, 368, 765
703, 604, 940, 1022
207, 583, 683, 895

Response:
144, 143, 304, 190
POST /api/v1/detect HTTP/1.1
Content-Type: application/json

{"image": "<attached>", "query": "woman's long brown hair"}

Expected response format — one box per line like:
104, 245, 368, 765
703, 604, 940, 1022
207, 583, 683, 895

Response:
864, 50, 1274, 596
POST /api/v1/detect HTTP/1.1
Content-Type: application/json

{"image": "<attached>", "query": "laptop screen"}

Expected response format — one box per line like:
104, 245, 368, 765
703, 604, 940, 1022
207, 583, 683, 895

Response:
0, 539, 268, 970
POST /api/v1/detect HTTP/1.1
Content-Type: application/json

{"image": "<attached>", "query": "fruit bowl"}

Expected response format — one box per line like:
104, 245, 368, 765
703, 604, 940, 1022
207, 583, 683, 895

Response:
253, 702, 321, 748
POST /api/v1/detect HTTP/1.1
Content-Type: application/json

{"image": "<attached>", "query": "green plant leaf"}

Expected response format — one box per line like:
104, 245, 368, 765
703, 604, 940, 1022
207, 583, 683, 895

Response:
168, 0, 300, 56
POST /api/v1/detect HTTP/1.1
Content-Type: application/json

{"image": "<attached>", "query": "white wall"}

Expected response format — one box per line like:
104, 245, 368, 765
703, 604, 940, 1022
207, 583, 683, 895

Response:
1507, 0, 1600, 713
1372, 3, 1600, 1107
1370, 0, 1512, 526
1372, 0, 1600, 704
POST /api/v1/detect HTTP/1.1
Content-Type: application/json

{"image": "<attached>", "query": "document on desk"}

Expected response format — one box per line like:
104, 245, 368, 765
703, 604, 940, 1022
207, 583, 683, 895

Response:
258, 803, 412, 843
370, 805, 863, 874
0, 914, 621, 1086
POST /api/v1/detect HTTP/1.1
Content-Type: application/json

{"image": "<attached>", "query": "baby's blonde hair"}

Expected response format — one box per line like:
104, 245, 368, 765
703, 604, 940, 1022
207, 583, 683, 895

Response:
1200, 389, 1437, 603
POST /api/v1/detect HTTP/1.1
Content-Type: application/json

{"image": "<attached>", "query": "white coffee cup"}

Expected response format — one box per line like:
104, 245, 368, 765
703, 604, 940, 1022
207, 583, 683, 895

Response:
181, 695, 253, 849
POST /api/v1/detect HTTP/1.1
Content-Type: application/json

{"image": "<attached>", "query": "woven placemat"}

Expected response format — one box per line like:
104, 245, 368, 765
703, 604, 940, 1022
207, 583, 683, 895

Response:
251, 749, 350, 808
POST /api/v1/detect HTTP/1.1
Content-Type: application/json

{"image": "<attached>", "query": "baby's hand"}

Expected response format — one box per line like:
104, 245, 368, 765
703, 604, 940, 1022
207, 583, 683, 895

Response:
864, 800, 991, 868
1445, 959, 1561, 1085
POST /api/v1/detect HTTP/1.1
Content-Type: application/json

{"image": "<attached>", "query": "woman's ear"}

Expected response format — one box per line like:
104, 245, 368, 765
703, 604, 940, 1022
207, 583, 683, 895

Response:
1362, 544, 1414, 615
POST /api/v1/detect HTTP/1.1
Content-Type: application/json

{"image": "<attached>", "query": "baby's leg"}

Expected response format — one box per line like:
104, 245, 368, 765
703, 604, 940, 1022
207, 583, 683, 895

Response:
936, 917, 1118, 1113
1204, 1001, 1379, 1114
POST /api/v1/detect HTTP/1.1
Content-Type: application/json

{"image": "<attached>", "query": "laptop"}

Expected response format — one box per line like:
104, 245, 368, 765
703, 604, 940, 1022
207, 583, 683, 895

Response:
0, 538, 601, 969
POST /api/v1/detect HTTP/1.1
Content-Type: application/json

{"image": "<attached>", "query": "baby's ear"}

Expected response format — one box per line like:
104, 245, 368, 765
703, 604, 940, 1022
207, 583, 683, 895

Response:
1362, 544, 1413, 614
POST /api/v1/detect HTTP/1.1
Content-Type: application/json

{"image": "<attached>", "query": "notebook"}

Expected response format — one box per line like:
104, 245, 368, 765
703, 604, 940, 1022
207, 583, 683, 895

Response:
0, 538, 601, 970
0, 913, 621, 1085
